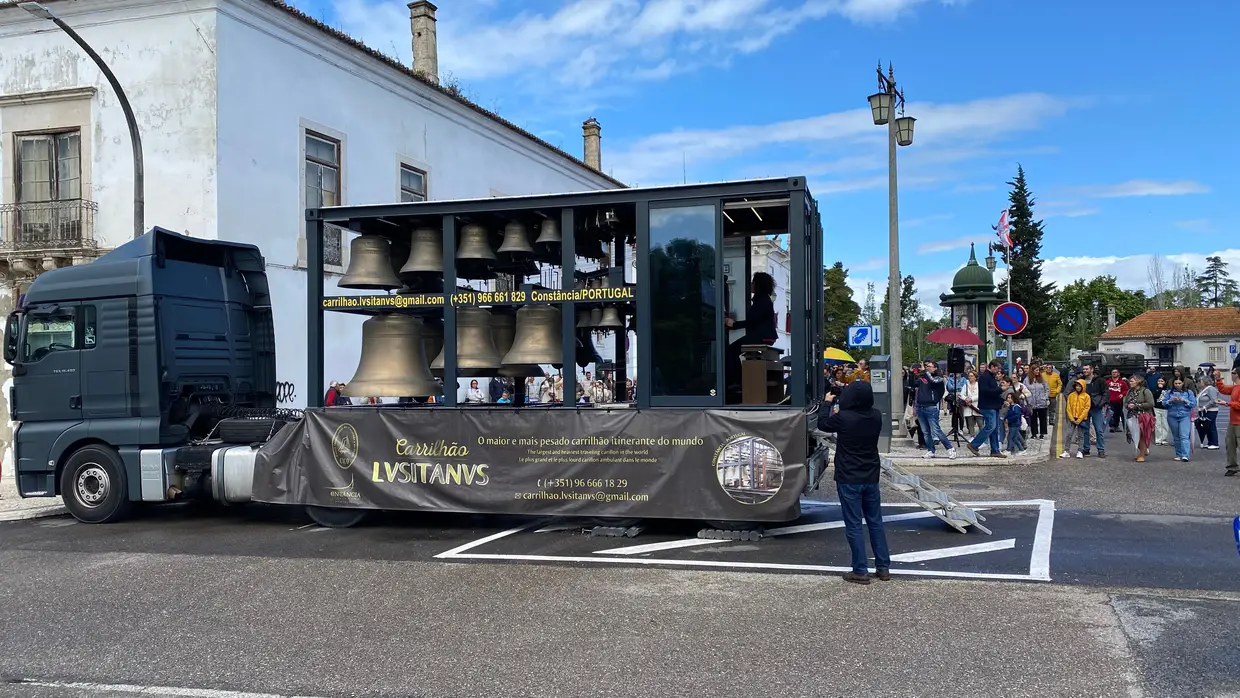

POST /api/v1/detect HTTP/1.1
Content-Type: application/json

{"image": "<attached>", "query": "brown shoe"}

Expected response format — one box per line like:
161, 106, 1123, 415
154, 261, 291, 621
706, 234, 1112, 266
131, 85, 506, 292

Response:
870, 569, 892, 581
966, 443, 980, 456
843, 572, 872, 585
1135, 456, 1145, 463
990, 452, 1007, 458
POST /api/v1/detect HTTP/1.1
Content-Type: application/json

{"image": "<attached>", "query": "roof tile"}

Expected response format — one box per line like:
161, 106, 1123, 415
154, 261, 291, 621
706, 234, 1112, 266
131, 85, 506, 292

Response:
1100, 308, 1240, 339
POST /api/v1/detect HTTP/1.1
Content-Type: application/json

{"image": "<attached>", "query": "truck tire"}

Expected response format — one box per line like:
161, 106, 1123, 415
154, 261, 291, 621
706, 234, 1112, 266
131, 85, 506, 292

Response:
306, 505, 370, 529
60, 445, 133, 524
217, 418, 285, 444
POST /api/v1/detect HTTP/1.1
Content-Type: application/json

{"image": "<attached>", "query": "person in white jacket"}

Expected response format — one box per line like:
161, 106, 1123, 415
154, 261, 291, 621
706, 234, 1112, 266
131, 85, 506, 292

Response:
960, 370, 981, 436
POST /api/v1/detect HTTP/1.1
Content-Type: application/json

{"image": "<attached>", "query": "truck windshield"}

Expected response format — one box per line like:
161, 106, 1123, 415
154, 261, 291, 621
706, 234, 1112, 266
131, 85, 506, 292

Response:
22, 309, 76, 362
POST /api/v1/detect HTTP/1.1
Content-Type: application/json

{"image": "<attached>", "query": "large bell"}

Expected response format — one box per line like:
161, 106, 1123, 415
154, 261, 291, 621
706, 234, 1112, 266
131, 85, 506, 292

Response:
597, 306, 624, 329
575, 309, 592, 329
575, 331, 603, 369
534, 219, 561, 246
502, 305, 563, 367
430, 307, 503, 375
400, 227, 444, 275
339, 235, 402, 290
588, 307, 603, 327
497, 221, 534, 255
457, 224, 497, 263
422, 319, 444, 375
492, 310, 542, 378
343, 314, 438, 398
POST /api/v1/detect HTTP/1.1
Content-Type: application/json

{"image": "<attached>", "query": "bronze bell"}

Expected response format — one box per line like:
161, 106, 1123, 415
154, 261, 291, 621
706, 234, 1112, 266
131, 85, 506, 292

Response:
339, 235, 402, 290
597, 306, 624, 328
575, 309, 592, 329
534, 219, 561, 246
497, 221, 534, 255
422, 319, 444, 375
343, 314, 438, 398
493, 310, 543, 378
502, 305, 563, 367
431, 307, 503, 375
400, 227, 444, 275
588, 307, 603, 327
457, 224, 497, 262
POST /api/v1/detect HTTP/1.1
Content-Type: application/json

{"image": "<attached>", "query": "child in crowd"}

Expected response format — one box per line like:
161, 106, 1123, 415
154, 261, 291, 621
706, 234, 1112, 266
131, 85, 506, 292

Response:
1063, 379, 1091, 459
1005, 393, 1025, 454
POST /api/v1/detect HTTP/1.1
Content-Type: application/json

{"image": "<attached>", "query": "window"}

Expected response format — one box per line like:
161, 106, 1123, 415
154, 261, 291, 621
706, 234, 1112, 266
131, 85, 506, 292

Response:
21, 307, 76, 362
649, 203, 718, 399
304, 131, 342, 266
1207, 345, 1227, 364
14, 130, 83, 244
400, 164, 427, 202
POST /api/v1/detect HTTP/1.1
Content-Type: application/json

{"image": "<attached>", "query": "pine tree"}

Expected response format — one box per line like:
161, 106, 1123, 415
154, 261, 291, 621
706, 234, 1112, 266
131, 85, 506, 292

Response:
996, 165, 1056, 354
1195, 256, 1239, 308
822, 262, 861, 349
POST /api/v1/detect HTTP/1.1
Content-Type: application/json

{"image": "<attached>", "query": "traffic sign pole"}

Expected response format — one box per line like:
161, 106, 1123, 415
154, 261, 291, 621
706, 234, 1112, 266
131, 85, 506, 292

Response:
991, 302, 1029, 373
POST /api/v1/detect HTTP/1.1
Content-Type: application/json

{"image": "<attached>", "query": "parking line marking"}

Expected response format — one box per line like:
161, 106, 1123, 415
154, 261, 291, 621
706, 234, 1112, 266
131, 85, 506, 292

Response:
1029, 500, 1056, 581
434, 523, 531, 559
535, 522, 586, 533
890, 538, 1016, 563
594, 538, 728, 555
10, 679, 328, 697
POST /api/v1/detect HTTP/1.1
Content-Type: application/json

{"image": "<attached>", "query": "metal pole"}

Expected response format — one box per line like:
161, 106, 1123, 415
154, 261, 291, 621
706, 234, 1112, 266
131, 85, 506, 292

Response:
46, 12, 145, 238
1006, 238, 1013, 374
886, 84, 904, 429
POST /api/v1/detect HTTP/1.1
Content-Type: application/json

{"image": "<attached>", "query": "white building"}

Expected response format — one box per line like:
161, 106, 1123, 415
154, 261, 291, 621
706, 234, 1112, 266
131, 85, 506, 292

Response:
1097, 308, 1240, 368
0, 0, 622, 428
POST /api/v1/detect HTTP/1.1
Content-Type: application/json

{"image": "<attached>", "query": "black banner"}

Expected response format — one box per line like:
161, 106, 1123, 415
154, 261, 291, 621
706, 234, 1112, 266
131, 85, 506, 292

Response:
322, 286, 634, 312
252, 407, 807, 522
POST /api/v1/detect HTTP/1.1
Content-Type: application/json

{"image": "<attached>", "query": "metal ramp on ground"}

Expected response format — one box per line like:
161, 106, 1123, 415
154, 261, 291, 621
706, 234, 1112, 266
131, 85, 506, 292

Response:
881, 458, 991, 535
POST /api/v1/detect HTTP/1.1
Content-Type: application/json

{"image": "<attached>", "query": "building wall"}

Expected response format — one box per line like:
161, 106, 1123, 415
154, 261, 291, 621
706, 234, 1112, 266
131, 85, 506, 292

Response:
213, 0, 619, 406
1097, 337, 1238, 368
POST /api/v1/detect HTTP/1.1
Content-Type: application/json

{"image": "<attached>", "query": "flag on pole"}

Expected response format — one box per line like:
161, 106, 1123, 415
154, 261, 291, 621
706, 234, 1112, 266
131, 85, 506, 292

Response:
994, 209, 1012, 248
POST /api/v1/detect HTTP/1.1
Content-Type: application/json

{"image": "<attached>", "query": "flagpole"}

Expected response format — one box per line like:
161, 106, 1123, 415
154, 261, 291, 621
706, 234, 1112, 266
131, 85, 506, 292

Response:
1006, 235, 1013, 375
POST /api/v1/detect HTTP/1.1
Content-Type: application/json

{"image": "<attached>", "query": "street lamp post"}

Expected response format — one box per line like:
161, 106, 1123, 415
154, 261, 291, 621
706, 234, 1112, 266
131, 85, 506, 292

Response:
20, 1, 145, 240
867, 62, 916, 429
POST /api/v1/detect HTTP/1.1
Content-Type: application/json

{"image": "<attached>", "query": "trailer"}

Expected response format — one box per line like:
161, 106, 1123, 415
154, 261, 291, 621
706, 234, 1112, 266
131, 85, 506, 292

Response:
7, 177, 829, 528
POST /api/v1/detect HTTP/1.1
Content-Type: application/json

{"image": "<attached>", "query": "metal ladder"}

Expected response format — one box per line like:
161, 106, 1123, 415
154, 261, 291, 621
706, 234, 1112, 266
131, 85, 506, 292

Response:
881, 458, 991, 534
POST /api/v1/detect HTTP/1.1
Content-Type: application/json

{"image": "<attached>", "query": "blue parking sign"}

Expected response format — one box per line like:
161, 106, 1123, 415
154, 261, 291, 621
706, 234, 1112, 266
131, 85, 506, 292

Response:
848, 325, 871, 347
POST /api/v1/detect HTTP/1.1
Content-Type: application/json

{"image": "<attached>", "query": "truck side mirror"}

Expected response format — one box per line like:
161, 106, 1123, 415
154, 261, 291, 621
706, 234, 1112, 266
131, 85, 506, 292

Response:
4, 312, 19, 365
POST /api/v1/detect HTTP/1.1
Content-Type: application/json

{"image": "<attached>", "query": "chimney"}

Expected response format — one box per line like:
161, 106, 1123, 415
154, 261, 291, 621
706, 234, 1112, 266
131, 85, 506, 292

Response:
1106, 305, 1117, 331
582, 118, 601, 171
408, 1, 439, 85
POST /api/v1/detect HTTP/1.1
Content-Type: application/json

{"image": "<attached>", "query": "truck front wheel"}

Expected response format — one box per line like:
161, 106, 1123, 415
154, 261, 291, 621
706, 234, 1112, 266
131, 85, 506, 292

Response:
60, 445, 133, 524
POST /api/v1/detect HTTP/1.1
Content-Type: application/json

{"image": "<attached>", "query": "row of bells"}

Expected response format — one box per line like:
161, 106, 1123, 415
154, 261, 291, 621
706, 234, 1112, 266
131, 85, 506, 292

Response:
340, 219, 575, 290
342, 305, 606, 399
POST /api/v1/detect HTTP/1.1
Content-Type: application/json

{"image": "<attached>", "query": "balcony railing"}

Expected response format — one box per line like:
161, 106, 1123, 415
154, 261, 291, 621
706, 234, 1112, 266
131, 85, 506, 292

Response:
0, 199, 99, 252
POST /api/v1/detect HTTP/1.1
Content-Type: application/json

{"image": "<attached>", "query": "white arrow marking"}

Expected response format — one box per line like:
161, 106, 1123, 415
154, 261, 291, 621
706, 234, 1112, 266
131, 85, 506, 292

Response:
889, 538, 1016, 563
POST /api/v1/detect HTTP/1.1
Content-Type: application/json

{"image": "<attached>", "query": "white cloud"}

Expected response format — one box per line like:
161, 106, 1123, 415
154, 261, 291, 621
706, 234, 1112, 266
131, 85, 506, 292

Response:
325, 0, 967, 92
612, 92, 1075, 184
916, 235, 989, 254
1064, 179, 1211, 198
1040, 249, 1240, 293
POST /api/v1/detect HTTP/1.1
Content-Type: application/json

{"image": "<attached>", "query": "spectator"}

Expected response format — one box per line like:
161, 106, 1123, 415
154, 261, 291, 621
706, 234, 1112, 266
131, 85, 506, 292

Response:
1080, 364, 1109, 458
965, 360, 1005, 458
914, 360, 957, 460
1151, 377, 1170, 446
463, 379, 486, 404
1196, 380, 1221, 450
961, 370, 981, 435
1124, 375, 1155, 463
1106, 368, 1128, 432
1026, 371, 1050, 440
1161, 377, 1195, 462
1004, 393, 1025, 455
1214, 368, 1240, 476
1062, 379, 1091, 459
817, 380, 890, 585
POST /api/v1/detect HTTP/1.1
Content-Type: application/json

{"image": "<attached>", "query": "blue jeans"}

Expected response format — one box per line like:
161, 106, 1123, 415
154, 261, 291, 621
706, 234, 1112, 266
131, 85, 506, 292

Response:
1168, 413, 1191, 459
836, 482, 891, 574
1006, 422, 1024, 452
970, 409, 1002, 454
1082, 407, 1107, 453
916, 405, 953, 453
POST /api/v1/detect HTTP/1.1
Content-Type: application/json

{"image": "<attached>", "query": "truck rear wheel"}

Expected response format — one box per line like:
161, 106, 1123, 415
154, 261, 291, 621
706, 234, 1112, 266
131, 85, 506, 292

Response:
60, 445, 132, 524
306, 505, 370, 529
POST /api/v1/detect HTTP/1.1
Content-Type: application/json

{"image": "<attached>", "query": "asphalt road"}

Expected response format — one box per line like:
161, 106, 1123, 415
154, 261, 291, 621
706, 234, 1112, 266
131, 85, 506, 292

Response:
0, 441, 1237, 698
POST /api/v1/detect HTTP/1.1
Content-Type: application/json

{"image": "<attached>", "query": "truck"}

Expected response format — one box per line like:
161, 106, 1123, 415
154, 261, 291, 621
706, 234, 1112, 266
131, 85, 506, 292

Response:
7, 177, 829, 529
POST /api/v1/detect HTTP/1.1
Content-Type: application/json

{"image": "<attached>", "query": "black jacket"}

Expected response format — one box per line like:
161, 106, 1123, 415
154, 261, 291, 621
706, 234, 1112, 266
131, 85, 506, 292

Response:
817, 381, 883, 485
1084, 375, 1108, 409
732, 293, 778, 344
976, 370, 1003, 411
915, 372, 945, 406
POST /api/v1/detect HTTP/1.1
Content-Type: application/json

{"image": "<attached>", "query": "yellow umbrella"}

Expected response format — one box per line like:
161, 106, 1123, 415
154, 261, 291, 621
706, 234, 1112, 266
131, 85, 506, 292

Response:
823, 347, 855, 363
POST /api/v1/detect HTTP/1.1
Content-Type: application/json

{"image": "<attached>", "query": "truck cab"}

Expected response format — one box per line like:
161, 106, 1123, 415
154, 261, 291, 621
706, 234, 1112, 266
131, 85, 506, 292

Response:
5, 227, 281, 522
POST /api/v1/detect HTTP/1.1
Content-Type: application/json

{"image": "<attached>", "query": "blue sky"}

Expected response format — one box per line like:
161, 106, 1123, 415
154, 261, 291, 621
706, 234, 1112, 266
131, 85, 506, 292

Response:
299, 0, 1235, 311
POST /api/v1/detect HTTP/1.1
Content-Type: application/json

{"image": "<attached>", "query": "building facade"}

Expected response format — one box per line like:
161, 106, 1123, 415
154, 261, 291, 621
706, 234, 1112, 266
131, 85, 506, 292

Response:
0, 0, 621, 462
1097, 308, 1240, 367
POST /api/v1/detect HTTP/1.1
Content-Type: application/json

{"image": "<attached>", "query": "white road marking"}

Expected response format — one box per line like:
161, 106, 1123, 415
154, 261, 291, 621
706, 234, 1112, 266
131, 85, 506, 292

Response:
433, 523, 530, 558
307, 526, 332, 533
10, 679, 328, 697
594, 538, 727, 555
534, 522, 586, 533
889, 538, 1017, 563
292, 523, 317, 530
1029, 499, 1056, 581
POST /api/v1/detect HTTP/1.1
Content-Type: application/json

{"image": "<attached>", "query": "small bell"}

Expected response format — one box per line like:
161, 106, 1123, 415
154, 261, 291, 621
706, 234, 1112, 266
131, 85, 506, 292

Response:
576, 309, 593, 329
597, 306, 624, 328
400, 227, 444, 275
456, 224, 497, 262
339, 235, 402, 290
588, 307, 603, 327
534, 218, 561, 246
497, 221, 534, 255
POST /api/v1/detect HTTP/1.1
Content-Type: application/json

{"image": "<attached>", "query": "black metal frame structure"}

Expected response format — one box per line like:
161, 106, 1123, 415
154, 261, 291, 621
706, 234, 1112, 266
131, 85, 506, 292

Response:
305, 177, 820, 411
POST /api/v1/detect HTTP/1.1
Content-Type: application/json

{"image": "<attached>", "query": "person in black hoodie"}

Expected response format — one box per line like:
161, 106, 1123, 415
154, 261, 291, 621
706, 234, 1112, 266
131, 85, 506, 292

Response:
1079, 363, 1108, 457
817, 380, 891, 585
965, 360, 1006, 458
725, 272, 778, 398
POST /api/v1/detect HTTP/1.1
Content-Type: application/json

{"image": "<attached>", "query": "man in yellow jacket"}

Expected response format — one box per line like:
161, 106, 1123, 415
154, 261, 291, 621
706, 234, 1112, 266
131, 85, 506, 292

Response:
1044, 364, 1063, 436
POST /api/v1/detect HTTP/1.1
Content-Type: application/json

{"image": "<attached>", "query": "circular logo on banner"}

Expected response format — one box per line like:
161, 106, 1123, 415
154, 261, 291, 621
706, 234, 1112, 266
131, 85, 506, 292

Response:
331, 423, 359, 469
713, 435, 785, 505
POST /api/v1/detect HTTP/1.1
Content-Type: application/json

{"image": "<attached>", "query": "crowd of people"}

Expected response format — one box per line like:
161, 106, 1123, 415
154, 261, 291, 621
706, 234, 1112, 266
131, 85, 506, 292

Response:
323, 371, 637, 407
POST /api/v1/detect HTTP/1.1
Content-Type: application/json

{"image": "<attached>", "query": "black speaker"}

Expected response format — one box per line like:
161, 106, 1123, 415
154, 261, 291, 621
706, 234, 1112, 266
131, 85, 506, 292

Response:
947, 347, 966, 374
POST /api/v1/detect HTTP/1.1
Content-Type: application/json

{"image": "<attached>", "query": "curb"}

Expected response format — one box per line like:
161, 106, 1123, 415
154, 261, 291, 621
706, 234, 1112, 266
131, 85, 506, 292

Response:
0, 505, 68, 522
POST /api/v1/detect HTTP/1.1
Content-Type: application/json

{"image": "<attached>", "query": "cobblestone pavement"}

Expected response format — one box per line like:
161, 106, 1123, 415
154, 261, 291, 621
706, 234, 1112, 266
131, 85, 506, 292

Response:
884, 407, 1055, 467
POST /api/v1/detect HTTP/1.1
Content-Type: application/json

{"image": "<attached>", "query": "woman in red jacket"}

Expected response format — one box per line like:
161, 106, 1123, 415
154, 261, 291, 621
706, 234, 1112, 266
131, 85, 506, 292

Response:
1216, 367, 1240, 476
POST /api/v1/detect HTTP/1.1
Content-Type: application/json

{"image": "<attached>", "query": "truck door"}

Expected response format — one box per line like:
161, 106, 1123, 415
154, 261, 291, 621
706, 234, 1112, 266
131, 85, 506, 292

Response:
12, 303, 84, 423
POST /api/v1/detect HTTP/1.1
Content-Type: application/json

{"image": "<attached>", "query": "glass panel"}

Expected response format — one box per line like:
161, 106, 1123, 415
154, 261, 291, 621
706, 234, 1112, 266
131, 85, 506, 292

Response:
649, 204, 718, 398
305, 134, 338, 164
400, 166, 424, 192
17, 136, 53, 203
82, 305, 97, 348
400, 190, 425, 203
21, 309, 76, 362
56, 132, 81, 200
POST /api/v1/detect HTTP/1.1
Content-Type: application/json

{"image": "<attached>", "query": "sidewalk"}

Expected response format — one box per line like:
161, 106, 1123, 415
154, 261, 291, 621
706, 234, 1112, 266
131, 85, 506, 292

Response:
883, 409, 1054, 467
0, 471, 66, 522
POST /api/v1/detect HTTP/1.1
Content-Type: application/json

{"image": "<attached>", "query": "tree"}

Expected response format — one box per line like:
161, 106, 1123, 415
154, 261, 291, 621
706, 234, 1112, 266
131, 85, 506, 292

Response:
1172, 264, 1202, 308
1195, 256, 1239, 308
995, 165, 1056, 355
859, 282, 880, 326
822, 262, 861, 350
1050, 276, 1147, 354
1147, 255, 1168, 309
880, 274, 922, 361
